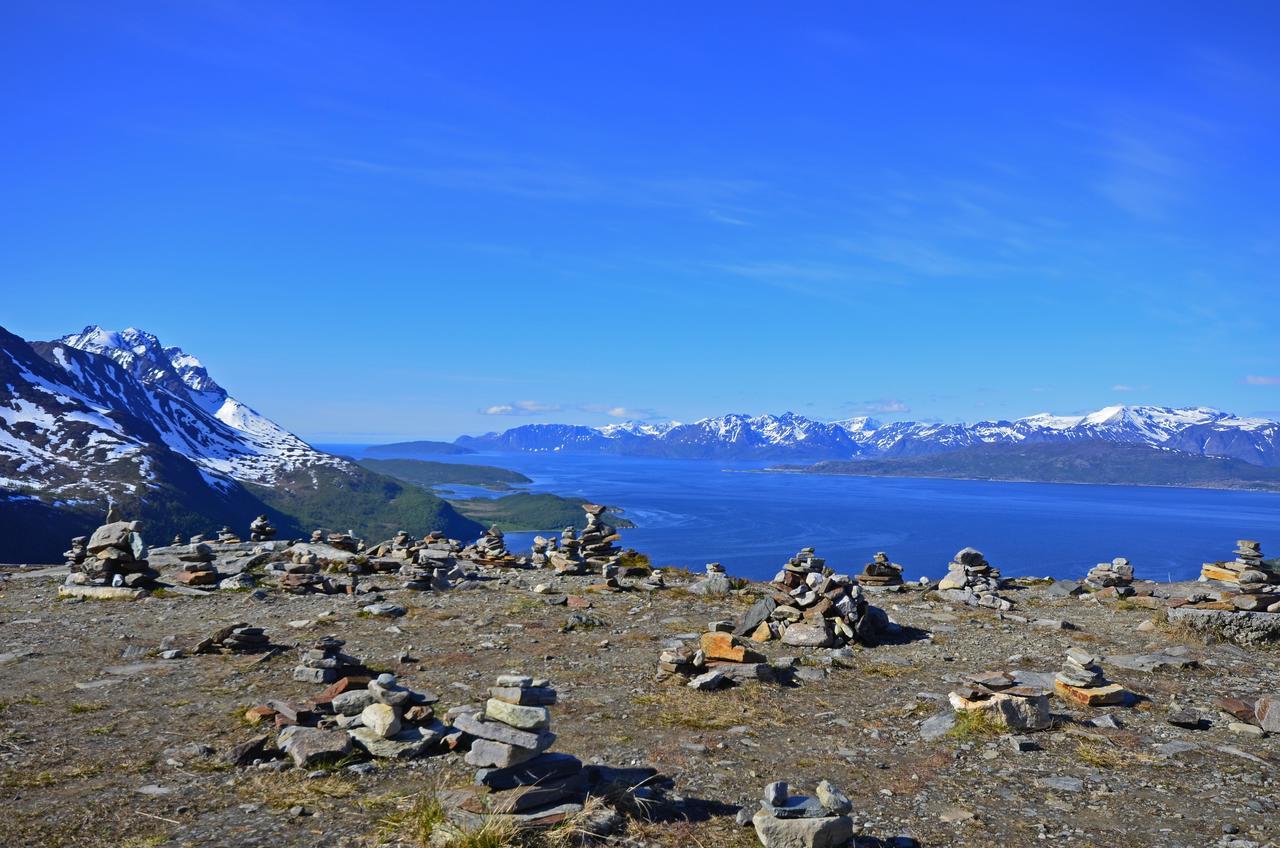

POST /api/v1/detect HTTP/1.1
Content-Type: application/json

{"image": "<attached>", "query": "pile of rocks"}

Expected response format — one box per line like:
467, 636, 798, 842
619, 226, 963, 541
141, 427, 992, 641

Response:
529, 535, 554, 567
63, 535, 87, 569
169, 542, 219, 586
194, 622, 271, 654
330, 672, 444, 760
856, 551, 904, 588
751, 780, 854, 848
1053, 647, 1127, 707
468, 525, 518, 566
1201, 540, 1279, 586
292, 635, 368, 685
1085, 557, 1134, 589
577, 504, 621, 567
732, 548, 890, 648
689, 562, 732, 595
936, 547, 1010, 609
65, 517, 157, 589
657, 629, 773, 689
548, 527, 586, 575
948, 671, 1052, 731
215, 525, 241, 544
248, 515, 276, 542
447, 674, 589, 828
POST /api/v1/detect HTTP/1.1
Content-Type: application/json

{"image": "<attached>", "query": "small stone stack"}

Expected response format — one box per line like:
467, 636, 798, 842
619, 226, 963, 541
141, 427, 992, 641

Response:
469, 525, 515, 564
689, 562, 732, 595
1202, 540, 1279, 586
937, 547, 1010, 609
529, 535, 553, 568
248, 515, 276, 542
948, 671, 1052, 731
170, 542, 219, 586
277, 547, 330, 593
735, 549, 888, 648
334, 673, 444, 760
194, 622, 270, 654
1053, 647, 1127, 706
293, 635, 366, 684
216, 525, 241, 544
70, 519, 154, 586
658, 631, 772, 688
549, 528, 586, 575
577, 504, 621, 567
751, 780, 854, 848
418, 531, 462, 565
63, 536, 87, 569
448, 674, 587, 828
326, 531, 361, 553
1085, 557, 1135, 589
856, 551, 904, 588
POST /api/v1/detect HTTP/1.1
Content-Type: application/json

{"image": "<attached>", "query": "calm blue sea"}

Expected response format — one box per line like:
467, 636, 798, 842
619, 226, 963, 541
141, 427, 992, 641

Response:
320, 447, 1280, 584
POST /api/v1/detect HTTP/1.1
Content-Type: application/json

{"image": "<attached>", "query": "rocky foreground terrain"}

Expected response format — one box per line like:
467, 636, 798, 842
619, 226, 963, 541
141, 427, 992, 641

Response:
1, 553, 1278, 848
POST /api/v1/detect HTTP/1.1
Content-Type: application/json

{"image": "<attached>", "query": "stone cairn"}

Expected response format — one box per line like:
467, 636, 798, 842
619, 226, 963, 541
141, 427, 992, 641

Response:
936, 547, 1010, 609
948, 670, 1052, 732
170, 542, 219, 586
548, 527, 585, 574
578, 504, 621, 567
65, 517, 156, 588
689, 562, 732, 595
293, 635, 367, 684
658, 627, 772, 690
1053, 648, 1128, 707
751, 779, 854, 848
733, 548, 889, 648
468, 525, 517, 566
446, 674, 588, 829
1084, 556, 1134, 590
856, 551, 904, 588
1202, 540, 1279, 587
277, 547, 331, 594
248, 515, 276, 542
216, 525, 241, 544
194, 622, 271, 654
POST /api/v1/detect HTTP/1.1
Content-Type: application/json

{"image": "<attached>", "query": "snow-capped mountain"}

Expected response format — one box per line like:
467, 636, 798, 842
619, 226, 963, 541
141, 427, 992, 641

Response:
456, 406, 1280, 465
52, 325, 336, 484
1, 324, 484, 562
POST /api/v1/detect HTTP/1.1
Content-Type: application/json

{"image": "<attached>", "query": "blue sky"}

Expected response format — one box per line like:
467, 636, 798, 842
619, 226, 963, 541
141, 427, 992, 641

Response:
3, 2, 1278, 441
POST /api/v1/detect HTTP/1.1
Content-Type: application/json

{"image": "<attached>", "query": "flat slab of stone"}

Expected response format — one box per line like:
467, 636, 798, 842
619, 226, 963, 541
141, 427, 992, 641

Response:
752, 810, 853, 848
1104, 652, 1198, 672
1165, 607, 1280, 645
58, 585, 145, 601
348, 723, 441, 759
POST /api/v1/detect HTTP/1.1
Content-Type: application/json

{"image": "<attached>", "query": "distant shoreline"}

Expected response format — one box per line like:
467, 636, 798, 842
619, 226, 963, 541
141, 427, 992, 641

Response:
751, 465, 1280, 495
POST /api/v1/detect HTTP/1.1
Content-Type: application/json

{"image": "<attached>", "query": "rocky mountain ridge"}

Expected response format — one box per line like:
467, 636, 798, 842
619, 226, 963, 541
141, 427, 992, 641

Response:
457, 406, 1280, 465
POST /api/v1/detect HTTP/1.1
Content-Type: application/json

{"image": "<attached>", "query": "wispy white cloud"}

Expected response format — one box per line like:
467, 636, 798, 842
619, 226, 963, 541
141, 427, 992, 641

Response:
1244, 375, 1280, 385
1112, 384, 1136, 392
479, 400, 563, 416
845, 398, 910, 415
580, 404, 662, 420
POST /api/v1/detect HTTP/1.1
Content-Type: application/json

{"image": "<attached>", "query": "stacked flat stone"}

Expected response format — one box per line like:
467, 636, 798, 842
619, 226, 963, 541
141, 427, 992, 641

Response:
248, 515, 276, 542
278, 551, 328, 593
689, 561, 732, 595
937, 547, 1010, 610
331, 672, 445, 760
1053, 647, 1127, 706
216, 525, 241, 544
549, 527, 587, 575
752, 780, 854, 848
1202, 540, 1280, 586
658, 630, 772, 689
578, 504, 621, 566
529, 535, 556, 568
326, 531, 361, 553
948, 670, 1052, 731
732, 548, 888, 648
1085, 557, 1134, 589
856, 551, 904, 588
449, 675, 587, 828
194, 622, 270, 654
293, 635, 365, 684
63, 535, 87, 569
170, 542, 219, 586
417, 531, 462, 565
469, 525, 513, 564
66, 518, 155, 587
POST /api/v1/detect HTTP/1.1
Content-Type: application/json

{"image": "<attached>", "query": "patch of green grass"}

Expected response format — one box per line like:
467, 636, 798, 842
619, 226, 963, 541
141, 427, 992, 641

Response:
1074, 739, 1122, 768
947, 708, 1002, 740
0, 694, 41, 712
68, 702, 107, 714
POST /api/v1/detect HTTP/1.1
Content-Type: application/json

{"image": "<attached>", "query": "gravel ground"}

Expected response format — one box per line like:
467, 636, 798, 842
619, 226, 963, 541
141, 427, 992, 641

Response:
0, 566, 1277, 848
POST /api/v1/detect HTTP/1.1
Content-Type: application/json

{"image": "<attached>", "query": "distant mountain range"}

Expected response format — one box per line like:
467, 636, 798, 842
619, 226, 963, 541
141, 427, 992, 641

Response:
0, 325, 481, 561
772, 441, 1280, 492
456, 407, 1280, 466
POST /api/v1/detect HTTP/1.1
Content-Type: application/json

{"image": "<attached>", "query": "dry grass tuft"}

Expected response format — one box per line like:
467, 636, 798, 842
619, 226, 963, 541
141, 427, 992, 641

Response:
632, 686, 787, 730
947, 708, 1002, 740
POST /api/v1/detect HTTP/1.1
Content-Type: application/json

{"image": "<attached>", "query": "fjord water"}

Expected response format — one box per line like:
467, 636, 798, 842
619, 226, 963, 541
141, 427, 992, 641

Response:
333, 450, 1280, 583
